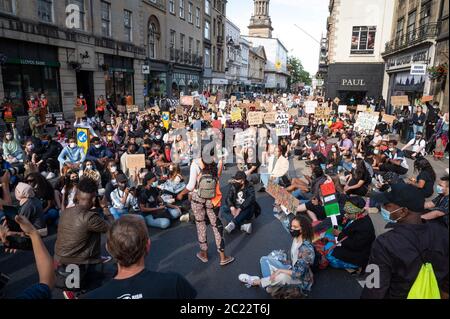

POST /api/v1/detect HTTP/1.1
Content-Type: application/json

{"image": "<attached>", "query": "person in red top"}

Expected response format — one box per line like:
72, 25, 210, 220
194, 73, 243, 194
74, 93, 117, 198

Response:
76, 94, 88, 112
27, 95, 39, 113
330, 117, 344, 134
96, 95, 106, 120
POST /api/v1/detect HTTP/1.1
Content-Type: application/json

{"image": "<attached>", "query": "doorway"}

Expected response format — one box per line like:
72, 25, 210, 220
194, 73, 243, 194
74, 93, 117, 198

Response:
338, 91, 367, 106
76, 71, 95, 117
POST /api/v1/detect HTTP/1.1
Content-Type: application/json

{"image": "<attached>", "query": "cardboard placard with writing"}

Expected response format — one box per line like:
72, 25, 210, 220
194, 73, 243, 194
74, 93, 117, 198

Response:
298, 117, 310, 126
264, 112, 277, 124
333, 97, 340, 105
172, 121, 186, 129
208, 96, 217, 104
275, 112, 290, 136
219, 100, 227, 109
421, 95, 433, 103
148, 106, 160, 114
126, 154, 146, 173
391, 96, 409, 106
354, 112, 380, 134
127, 105, 139, 113
338, 105, 348, 113
267, 181, 300, 214
176, 106, 184, 115
304, 101, 317, 114
315, 106, 330, 119
180, 95, 194, 106
382, 114, 397, 125
74, 106, 85, 119
247, 111, 264, 126
288, 108, 299, 118
357, 105, 367, 112
231, 107, 242, 122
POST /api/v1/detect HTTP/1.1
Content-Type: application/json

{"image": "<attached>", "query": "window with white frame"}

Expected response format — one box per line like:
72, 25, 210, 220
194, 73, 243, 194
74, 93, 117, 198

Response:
205, 0, 210, 16
205, 20, 210, 40
179, 0, 185, 19
188, 37, 193, 55
195, 7, 200, 28
149, 23, 157, 59
204, 48, 211, 68
188, 2, 193, 23
0, 0, 14, 13
169, 0, 175, 14
124, 10, 132, 42
170, 30, 176, 48
350, 26, 376, 54
66, 0, 85, 30
180, 34, 185, 53
38, 0, 53, 23
101, 1, 111, 37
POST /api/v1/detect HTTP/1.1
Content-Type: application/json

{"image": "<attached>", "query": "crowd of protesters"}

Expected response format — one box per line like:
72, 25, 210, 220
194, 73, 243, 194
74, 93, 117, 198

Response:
0, 91, 448, 300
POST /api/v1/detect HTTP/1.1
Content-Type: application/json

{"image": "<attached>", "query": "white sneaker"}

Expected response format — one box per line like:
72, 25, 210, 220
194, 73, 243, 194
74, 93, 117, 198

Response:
225, 222, 236, 233
46, 172, 56, 180
240, 223, 252, 234
180, 213, 190, 223
238, 274, 260, 287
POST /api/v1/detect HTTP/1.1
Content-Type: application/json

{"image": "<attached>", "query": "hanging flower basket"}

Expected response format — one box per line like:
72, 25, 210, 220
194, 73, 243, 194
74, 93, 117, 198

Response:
428, 63, 448, 81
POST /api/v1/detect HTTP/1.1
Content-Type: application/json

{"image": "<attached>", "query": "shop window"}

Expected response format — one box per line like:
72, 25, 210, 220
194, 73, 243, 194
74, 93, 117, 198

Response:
350, 26, 376, 54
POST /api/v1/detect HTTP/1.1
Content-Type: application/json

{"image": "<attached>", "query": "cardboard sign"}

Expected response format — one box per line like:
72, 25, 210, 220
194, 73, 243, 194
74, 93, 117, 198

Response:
74, 106, 86, 119
315, 106, 330, 119
219, 100, 227, 109
267, 181, 300, 214
180, 95, 194, 106
357, 105, 367, 112
275, 112, 290, 136
176, 106, 184, 115
288, 108, 299, 118
338, 105, 348, 113
149, 106, 160, 114
304, 101, 317, 114
333, 97, 340, 105
354, 112, 380, 134
231, 107, 242, 122
298, 117, 310, 126
235, 130, 257, 148
391, 95, 409, 106
247, 112, 264, 126
117, 105, 126, 113
172, 121, 185, 129
421, 95, 433, 103
382, 114, 397, 125
126, 154, 146, 172
208, 96, 217, 104
127, 105, 139, 113
264, 112, 277, 124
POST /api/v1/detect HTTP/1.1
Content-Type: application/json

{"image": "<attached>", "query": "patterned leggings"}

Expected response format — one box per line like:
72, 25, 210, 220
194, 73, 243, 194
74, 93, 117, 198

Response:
191, 193, 225, 252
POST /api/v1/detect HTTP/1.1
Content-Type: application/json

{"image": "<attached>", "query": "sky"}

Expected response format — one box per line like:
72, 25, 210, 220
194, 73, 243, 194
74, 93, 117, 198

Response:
227, 0, 329, 76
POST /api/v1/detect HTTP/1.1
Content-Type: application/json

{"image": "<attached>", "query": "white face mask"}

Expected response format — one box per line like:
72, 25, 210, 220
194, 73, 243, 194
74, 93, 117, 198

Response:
374, 149, 379, 155
331, 147, 337, 152
110, 166, 117, 173
95, 144, 101, 149
69, 143, 77, 148
352, 163, 357, 169
85, 165, 93, 170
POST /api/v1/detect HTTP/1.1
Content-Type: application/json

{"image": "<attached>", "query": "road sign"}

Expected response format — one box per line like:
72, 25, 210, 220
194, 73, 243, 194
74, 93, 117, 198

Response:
142, 65, 150, 74
76, 128, 90, 155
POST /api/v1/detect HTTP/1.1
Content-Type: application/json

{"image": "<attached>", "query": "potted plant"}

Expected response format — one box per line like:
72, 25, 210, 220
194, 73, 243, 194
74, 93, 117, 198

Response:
428, 63, 448, 81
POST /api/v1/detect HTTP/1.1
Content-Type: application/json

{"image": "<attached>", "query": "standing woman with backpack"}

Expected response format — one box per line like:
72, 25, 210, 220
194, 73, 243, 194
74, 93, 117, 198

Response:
177, 147, 235, 266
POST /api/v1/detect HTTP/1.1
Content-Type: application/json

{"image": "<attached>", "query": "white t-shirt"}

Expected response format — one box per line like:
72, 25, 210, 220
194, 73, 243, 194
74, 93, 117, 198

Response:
291, 238, 303, 267
406, 138, 426, 155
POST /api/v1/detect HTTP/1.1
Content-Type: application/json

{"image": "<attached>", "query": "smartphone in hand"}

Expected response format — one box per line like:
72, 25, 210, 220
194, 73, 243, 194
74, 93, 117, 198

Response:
5, 236, 33, 251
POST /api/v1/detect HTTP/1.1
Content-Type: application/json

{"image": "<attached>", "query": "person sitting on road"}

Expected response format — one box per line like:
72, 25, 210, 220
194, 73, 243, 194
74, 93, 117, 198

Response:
109, 174, 138, 220
379, 140, 409, 176
405, 158, 436, 199
223, 171, 259, 235
421, 175, 449, 227
401, 130, 426, 160
86, 137, 113, 171
238, 215, 315, 298
57, 137, 86, 174
84, 215, 197, 299
2, 124, 25, 164
15, 182, 47, 236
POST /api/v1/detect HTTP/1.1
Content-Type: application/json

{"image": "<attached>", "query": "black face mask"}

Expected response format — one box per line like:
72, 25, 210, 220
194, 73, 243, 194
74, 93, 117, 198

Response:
290, 229, 301, 238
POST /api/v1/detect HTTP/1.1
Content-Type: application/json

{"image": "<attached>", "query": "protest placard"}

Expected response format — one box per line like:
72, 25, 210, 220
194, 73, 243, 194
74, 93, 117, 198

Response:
74, 106, 85, 119
288, 108, 299, 118
230, 96, 237, 103
247, 111, 264, 126
172, 121, 185, 129
298, 117, 310, 126
338, 105, 348, 113
275, 112, 290, 136
219, 100, 227, 109
117, 105, 126, 113
235, 130, 257, 148
357, 105, 367, 112
231, 107, 242, 122
382, 114, 397, 125
127, 105, 139, 113
208, 96, 217, 104
264, 112, 277, 124
180, 95, 194, 106
176, 106, 184, 115
315, 106, 330, 119
304, 101, 317, 114
333, 97, 340, 105
354, 112, 380, 133
421, 95, 433, 103
126, 154, 146, 172
267, 181, 300, 214
391, 96, 409, 106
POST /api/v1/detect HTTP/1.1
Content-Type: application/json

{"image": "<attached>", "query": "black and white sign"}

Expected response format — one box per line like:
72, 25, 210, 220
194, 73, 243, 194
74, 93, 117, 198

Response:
410, 64, 427, 76
142, 65, 150, 74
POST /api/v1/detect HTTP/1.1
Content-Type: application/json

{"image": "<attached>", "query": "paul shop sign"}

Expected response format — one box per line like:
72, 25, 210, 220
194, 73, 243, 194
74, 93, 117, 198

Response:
341, 79, 366, 86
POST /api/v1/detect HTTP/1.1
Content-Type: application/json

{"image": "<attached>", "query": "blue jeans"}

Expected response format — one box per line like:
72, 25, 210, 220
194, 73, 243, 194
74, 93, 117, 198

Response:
110, 207, 129, 220
413, 125, 423, 138
144, 208, 181, 229
260, 256, 291, 278
221, 205, 254, 227
292, 189, 312, 202
341, 161, 353, 173
43, 208, 60, 225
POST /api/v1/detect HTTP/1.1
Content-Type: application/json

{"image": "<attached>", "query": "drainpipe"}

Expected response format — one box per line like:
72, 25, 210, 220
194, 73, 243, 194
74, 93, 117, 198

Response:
90, 0, 95, 35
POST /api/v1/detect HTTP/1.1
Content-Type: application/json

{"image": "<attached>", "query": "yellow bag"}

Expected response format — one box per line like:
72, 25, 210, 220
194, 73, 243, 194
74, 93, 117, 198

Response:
407, 263, 441, 299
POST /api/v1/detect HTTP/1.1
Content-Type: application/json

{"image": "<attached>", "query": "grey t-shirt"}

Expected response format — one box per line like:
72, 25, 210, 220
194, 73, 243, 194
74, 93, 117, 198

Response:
19, 198, 45, 229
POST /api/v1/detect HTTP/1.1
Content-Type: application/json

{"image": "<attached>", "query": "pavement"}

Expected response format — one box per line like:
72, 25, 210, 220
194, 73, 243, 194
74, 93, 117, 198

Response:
0, 147, 448, 299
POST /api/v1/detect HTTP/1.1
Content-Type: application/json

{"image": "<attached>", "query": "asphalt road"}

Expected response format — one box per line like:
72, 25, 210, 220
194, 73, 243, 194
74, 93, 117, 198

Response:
1, 149, 447, 299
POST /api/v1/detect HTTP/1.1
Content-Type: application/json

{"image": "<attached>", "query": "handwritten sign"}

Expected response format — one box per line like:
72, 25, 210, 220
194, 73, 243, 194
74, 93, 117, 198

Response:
209, 96, 217, 104
219, 100, 227, 109
267, 181, 300, 214
304, 101, 317, 114
382, 114, 397, 125
172, 121, 185, 129
298, 117, 309, 126
235, 130, 257, 148
176, 106, 184, 115
126, 154, 146, 172
264, 112, 277, 124
354, 112, 380, 134
288, 108, 299, 118
74, 106, 85, 119
180, 95, 194, 106
391, 95, 409, 106
231, 107, 242, 122
357, 105, 367, 112
149, 106, 160, 114
333, 97, 340, 105
117, 105, 126, 113
127, 105, 139, 113
275, 112, 290, 136
338, 105, 348, 113
315, 106, 330, 119
421, 95, 433, 103
247, 111, 264, 126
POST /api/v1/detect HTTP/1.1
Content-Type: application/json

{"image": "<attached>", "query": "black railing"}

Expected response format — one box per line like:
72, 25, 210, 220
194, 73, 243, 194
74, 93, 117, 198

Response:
383, 22, 440, 55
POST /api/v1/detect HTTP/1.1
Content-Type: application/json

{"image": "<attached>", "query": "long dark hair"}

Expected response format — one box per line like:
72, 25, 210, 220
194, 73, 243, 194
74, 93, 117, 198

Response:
25, 172, 55, 201
353, 158, 368, 181
414, 158, 436, 182
292, 215, 314, 242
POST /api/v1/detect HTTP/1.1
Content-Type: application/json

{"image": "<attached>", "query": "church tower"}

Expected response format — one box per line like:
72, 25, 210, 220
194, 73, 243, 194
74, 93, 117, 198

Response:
248, 0, 273, 38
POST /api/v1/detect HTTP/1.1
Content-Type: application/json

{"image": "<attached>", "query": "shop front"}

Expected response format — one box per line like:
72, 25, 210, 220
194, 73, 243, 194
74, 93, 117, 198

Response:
0, 39, 62, 116
211, 78, 228, 94
326, 63, 385, 105
171, 72, 201, 97
103, 55, 135, 105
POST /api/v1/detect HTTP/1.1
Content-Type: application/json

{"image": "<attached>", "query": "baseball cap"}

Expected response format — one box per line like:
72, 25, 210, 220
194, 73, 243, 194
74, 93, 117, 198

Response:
377, 183, 425, 212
